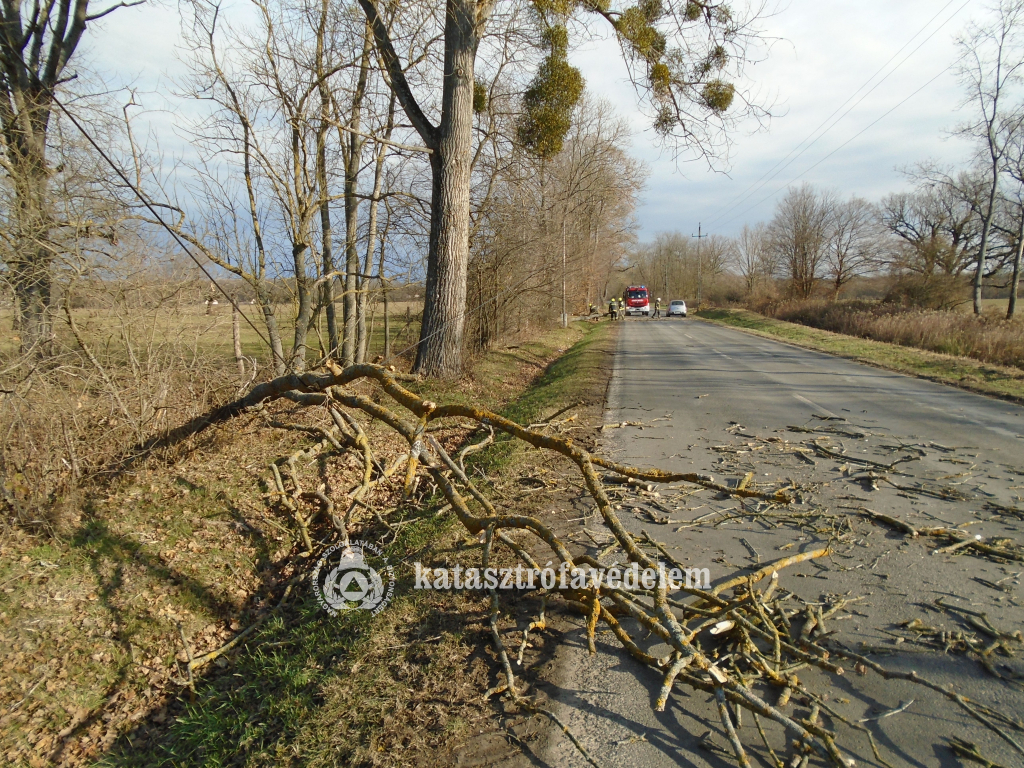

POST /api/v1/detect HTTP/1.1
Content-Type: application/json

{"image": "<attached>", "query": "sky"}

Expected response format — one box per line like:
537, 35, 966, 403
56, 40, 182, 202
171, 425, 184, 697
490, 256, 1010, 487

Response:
574, 0, 979, 238
82, 0, 981, 241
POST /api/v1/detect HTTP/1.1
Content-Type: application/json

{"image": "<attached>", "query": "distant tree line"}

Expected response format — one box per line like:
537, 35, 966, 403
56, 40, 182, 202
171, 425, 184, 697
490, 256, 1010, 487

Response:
627, 1, 1024, 317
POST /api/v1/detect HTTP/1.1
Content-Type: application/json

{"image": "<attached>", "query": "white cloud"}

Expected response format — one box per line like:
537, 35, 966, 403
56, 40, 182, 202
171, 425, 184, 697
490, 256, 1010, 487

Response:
573, 0, 978, 238
79, 0, 980, 239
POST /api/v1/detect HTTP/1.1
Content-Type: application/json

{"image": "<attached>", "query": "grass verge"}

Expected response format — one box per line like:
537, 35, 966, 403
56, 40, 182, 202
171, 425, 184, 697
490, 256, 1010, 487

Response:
697, 308, 1024, 403
0, 319, 617, 768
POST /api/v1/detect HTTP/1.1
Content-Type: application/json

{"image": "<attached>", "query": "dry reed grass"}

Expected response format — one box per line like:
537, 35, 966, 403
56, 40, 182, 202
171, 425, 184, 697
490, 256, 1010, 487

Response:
761, 299, 1024, 370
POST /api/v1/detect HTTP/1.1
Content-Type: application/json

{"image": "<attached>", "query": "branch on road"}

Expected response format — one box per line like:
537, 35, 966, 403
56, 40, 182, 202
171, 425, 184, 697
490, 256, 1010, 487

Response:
140, 362, 1023, 767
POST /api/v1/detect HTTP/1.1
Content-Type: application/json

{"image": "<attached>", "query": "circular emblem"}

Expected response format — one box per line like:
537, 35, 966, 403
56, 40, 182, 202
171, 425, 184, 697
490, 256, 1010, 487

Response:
312, 541, 394, 616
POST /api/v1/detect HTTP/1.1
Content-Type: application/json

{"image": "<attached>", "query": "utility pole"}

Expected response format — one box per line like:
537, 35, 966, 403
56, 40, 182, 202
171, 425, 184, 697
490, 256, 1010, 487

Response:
561, 218, 568, 328
692, 223, 707, 309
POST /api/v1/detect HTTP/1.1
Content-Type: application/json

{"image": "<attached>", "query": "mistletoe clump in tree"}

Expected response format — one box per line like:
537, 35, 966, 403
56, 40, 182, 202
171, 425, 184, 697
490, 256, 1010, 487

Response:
517, 19, 585, 159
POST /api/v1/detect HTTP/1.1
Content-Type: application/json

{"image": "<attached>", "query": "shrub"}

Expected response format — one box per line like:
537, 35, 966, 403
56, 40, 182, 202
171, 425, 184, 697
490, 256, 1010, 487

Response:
882, 275, 970, 310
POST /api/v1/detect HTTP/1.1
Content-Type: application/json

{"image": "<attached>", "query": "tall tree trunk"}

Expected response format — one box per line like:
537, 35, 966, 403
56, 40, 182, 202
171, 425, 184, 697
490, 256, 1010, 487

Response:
357, 0, 494, 377
382, 278, 391, 361
365, 299, 376, 360
356, 95, 395, 364
233, 302, 245, 375
0, 7, 117, 356
1008, 213, 1024, 319
11, 246, 52, 354
257, 289, 286, 373
974, 181, 999, 315
290, 243, 315, 371
319, 156, 339, 357
342, 27, 372, 366
288, 108, 315, 372
413, 0, 479, 377
9, 123, 53, 354
317, 0, 339, 358
237, 113, 287, 376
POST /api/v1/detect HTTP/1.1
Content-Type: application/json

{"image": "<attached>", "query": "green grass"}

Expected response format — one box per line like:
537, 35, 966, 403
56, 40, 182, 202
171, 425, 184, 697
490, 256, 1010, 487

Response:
502, 323, 613, 425
0, 318, 615, 767
698, 308, 1024, 403
93, 319, 616, 767
98, 517, 459, 766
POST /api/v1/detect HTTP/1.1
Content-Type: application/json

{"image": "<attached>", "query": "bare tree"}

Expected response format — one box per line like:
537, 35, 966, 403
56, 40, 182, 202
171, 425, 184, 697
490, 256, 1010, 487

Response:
632, 229, 729, 303
468, 95, 644, 348
170, 0, 334, 373
358, 0, 772, 376
733, 222, 770, 294
0, 0, 142, 352
337, 24, 373, 366
170, 0, 410, 373
825, 196, 878, 297
312, 0, 340, 359
767, 184, 832, 298
999, 109, 1024, 317
879, 183, 979, 278
640, 232, 690, 300
700, 234, 733, 287
954, 0, 1024, 313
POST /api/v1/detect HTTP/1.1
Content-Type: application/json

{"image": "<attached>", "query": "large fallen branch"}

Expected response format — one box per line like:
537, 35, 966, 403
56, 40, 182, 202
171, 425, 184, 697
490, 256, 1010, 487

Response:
167, 362, 1020, 767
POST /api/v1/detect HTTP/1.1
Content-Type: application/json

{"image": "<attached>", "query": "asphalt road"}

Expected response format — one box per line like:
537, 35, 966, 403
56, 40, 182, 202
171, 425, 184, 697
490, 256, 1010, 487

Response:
534, 317, 1024, 768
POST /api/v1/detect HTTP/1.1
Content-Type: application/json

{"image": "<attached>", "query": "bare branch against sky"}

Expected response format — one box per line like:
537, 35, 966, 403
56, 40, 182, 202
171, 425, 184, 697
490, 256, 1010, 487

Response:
87, 0, 974, 238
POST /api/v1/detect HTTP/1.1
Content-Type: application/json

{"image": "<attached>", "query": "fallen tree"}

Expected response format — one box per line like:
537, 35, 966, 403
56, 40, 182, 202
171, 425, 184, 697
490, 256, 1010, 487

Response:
162, 363, 1024, 768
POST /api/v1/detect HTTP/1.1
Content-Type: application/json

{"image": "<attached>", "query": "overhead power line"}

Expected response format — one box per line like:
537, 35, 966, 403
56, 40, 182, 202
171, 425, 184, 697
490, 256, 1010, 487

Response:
715, 62, 956, 231
56, 93, 595, 372
705, 0, 971, 230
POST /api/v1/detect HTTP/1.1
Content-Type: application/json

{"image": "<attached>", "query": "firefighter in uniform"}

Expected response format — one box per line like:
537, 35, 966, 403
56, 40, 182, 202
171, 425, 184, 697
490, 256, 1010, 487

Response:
607, 297, 616, 320
654, 297, 662, 318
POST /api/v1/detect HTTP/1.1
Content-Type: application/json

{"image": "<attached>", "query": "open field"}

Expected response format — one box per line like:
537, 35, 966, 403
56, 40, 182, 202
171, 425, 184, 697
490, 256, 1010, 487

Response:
697, 307, 1024, 402
0, 301, 425, 366
953, 297, 1019, 315
0, 317, 616, 767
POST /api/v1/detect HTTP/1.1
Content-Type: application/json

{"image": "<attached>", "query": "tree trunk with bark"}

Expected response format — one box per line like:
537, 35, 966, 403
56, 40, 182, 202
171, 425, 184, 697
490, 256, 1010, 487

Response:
1008, 214, 1023, 319
7, 98, 54, 353
341, 27, 372, 366
358, 0, 491, 378
382, 280, 391, 361
973, 180, 999, 314
414, 0, 480, 377
256, 287, 286, 374
233, 302, 245, 375
289, 242, 316, 372
317, 0, 340, 358
0, 0, 127, 355
319, 155, 339, 357
356, 95, 395, 364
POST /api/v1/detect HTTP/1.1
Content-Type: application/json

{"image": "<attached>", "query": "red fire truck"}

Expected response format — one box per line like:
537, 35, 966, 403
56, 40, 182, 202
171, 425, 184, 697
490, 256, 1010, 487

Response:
623, 286, 651, 317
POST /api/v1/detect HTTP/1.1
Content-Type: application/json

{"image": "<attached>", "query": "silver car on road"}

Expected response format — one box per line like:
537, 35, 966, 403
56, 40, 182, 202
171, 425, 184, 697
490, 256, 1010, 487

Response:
668, 300, 687, 317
